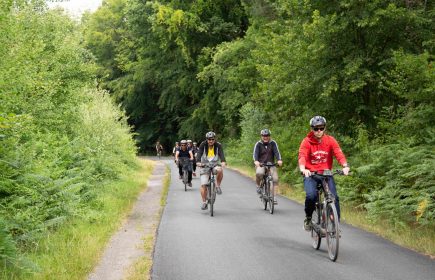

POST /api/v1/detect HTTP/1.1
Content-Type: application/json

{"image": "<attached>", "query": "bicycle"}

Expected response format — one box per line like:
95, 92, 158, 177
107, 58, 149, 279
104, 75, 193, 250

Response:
200, 161, 220, 217
259, 162, 277, 214
178, 158, 191, 191
309, 169, 344, 262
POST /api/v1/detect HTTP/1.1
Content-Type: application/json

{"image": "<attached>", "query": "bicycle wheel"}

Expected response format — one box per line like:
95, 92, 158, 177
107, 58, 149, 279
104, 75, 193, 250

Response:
263, 181, 268, 211
311, 204, 321, 249
325, 202, 339, 261
269, 180, 274, 214
183, 170, 188, 191
209, 182, 215, 217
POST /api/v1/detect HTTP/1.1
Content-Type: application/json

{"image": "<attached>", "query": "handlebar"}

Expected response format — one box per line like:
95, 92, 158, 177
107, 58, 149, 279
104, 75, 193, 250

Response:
301, 169, 350, 177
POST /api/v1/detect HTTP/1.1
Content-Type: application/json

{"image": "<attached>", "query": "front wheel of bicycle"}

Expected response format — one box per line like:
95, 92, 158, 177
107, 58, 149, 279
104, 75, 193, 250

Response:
269, 180, 274, 214
209, 182, 215, 217
326, 202, 339, 261
262, 182, 268, 211
183, 170, 188, 191
311, 205, 321, 249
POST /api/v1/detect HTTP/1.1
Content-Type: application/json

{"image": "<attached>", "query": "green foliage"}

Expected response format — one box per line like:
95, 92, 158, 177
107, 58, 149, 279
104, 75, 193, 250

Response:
0, 1, 137, 272
86, 0, 434, 234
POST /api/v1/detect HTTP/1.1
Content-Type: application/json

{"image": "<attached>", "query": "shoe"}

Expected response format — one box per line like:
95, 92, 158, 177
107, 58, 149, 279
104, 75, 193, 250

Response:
201, 203, 208, 210
303, 217, 312, 231
216, 187, 222, 195
256, 187, 261, 194
188, 182, 192, 187
193, 172, 196, 177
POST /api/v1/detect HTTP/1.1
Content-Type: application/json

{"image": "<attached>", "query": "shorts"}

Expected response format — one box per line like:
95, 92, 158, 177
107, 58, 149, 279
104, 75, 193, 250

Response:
200, 166, 222, 185
256, 166, 278, 183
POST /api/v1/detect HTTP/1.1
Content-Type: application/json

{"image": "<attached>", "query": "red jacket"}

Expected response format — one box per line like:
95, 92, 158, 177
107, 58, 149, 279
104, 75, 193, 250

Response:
298, 132, 347, 172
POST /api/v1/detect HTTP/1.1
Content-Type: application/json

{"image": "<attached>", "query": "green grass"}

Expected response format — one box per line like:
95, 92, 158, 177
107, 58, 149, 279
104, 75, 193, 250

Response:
2, 158, 155, 280
227, 160, 435, 258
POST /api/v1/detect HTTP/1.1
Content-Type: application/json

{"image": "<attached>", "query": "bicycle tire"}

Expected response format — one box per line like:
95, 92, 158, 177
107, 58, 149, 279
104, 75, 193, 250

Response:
269, 180, 274, 214
326, 202, 339, 261
263, 181, 268, 211
209, 181, 215, 217
183, 170, 188, 191
311, 203, 321, 249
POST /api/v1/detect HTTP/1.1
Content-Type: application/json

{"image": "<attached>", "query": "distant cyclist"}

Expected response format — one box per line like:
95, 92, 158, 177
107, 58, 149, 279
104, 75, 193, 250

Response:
253, 129, 283, 204
155, 141, 163, 156
298, 116, 350, 231
196, 131, 226, 210
172, 141, 180, 162
175, 140, 194, 186
189, 140, 199, 177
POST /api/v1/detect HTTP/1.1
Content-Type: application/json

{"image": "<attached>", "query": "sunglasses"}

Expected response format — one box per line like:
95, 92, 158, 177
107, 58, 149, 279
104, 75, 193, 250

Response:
262, 135, 270, 137
181, 144, 186, 146
207, 138, 215, 141
313, 127, 325, 131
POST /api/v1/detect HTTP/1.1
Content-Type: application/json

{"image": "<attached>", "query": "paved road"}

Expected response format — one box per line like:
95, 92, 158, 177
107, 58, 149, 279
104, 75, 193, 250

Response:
151, 159, 435, 280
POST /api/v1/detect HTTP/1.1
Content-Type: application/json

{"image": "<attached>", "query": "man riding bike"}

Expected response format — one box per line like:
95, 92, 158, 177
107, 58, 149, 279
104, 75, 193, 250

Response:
175, 140, 194, 187
253, 129, 283, 204
196, 131, 226, 210
189, 140, 199, 177
298, 116, 350, 231
155, 141, 163, 156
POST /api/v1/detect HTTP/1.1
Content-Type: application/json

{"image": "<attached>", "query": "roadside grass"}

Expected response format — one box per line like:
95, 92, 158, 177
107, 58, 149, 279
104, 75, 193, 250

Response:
227, 161, 435, 258
126, 164, 171, 280
6, 158, 155, 280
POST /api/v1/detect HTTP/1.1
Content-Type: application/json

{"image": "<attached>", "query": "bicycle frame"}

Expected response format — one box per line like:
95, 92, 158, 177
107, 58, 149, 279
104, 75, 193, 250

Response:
178, 158, 191, 191
310, 169, 342, 261
259, 162, 276, 214
202, 161, 219, 217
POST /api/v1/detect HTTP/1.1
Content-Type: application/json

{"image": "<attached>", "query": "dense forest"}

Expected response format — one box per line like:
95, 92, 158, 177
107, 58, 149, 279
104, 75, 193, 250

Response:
83, 0, 433, 228
1, 0, 434, 275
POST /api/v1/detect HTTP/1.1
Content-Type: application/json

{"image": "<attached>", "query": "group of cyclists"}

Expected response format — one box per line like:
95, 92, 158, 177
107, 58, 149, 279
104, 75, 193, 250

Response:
164, 115, 350, 231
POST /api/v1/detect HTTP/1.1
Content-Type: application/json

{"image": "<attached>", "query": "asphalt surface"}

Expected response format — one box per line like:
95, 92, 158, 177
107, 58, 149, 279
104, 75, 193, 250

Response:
151, 159, 435, 280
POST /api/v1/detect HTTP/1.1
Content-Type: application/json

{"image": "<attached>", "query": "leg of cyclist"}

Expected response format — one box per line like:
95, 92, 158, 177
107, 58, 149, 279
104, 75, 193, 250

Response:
326, 176, 341, 221
215, 166, 223, 195
200, 172, 210, 210
303, 176, 319, 231
192, 158, 196, 176
178, 163, 183, 179
255, 166, 265, 194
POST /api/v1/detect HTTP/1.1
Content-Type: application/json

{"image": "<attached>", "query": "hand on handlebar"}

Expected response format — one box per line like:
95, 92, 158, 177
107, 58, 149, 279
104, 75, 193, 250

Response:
277, 160, 283, 167
301, 169, 311, 177
342, 166, 350, 175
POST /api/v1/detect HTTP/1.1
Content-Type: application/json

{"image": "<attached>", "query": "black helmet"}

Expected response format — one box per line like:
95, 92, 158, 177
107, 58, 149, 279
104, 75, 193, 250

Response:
310, 116, 326, 127
205, 131, 216, 139
260, 129, 271, 136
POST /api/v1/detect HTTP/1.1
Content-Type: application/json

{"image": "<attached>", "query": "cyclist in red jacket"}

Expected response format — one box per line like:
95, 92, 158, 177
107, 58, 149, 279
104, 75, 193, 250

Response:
298, 116, 350, 231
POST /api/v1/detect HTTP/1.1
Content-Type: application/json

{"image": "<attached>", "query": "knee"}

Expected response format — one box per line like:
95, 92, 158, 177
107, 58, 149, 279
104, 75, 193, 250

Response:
305, 191, 317, 202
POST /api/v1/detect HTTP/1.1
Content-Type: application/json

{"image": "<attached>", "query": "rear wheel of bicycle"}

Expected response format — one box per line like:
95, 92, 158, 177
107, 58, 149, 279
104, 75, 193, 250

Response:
269, 180, 274, 214
326, 203, 339, 261
311, 205, 321, 249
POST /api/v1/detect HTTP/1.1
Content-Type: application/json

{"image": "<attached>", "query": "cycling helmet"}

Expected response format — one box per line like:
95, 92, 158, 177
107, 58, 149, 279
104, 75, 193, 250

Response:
193, 142, 197, 145
180, 140, 187, 144
187, 139, 192, 143
205, 131, 216, 139
310, 116, 326, 127
260, 129, 271, 136
175, 141, 179, 144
